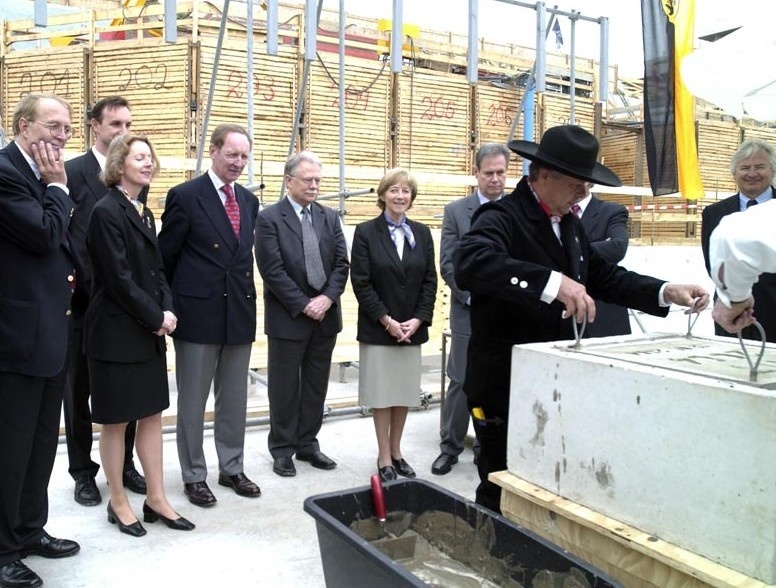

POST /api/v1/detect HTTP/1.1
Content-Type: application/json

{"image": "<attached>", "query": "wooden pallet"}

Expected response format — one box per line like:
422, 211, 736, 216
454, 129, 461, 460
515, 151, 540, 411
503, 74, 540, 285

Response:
491, 472, 771, 588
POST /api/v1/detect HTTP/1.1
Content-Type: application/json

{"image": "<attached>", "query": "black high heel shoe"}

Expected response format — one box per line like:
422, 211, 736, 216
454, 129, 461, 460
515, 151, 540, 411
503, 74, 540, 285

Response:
391, 457, 416, 478
142, 501, 195, 531
107, 501, 146, 537
377, 460, 397, 482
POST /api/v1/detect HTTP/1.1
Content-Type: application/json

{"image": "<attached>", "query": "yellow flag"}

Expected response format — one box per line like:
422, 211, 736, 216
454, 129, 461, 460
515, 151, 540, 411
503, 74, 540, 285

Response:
668, 0, 704, 199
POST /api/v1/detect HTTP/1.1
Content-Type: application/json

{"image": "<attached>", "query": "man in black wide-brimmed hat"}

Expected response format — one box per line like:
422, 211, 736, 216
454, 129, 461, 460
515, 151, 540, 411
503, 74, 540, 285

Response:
454, 125, 710, 513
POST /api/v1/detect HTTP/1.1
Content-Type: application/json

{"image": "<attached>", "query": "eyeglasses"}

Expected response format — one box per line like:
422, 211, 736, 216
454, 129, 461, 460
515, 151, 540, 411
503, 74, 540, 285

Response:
32, 120, 73, 138
219, 150, 250, 163
289, 175, 322, 186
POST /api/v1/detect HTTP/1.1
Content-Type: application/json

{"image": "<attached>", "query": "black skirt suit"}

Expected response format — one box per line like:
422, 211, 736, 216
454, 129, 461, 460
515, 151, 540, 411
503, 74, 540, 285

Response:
84, 188, 173, 424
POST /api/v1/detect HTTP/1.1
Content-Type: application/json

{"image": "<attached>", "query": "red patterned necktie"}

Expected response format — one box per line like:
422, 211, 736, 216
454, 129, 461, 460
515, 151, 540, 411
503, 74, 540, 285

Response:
222, 184, 240, 238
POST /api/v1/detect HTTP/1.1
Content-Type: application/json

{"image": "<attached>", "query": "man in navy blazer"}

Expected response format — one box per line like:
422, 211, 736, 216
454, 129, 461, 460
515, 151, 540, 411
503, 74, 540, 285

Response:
0, 94, 80, 588
576, 183, 632, 338
159, 124, 261, 507
701, 139, 776, 342
432, 143, 511, 476
255, 151, 349, 478
64, 96, 146, 507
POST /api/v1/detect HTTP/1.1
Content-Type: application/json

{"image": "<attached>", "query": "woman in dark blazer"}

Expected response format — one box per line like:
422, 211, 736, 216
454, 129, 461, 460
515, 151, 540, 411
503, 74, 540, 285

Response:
85, 135, 193, 536
350, 168, 437, 481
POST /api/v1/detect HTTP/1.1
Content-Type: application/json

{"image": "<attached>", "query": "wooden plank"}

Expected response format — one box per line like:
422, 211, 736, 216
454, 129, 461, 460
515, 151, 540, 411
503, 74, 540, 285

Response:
2, 46, 88, 153
492, 472, 770, 588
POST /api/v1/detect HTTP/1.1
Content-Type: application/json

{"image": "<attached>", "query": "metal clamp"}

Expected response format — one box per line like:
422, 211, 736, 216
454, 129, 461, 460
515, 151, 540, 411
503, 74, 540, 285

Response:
685, 297, 703, 338
738, 320, 766, 382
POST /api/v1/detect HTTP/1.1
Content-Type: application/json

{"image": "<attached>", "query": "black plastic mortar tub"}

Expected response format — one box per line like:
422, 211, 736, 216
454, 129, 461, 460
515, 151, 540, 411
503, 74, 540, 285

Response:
304, 478, 621, 587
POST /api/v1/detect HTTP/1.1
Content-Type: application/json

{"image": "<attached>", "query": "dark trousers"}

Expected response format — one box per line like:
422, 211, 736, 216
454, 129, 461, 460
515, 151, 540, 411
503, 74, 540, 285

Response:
0, 367, 67, 565
469, 402, 508, 514
63, 321, 137, 479
266, 329, 337, 459
440, 331, 479, 456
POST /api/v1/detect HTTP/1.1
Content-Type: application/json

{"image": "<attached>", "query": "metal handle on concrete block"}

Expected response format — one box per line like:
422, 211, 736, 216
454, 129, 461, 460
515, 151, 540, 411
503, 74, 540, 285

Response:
738, 320, 766, 382
685, 297, 703, 338
571, 315, 587, 349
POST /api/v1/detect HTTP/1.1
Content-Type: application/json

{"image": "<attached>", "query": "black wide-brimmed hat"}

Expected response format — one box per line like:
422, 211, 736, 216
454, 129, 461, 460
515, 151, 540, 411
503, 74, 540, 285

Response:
508, 125, 622, 187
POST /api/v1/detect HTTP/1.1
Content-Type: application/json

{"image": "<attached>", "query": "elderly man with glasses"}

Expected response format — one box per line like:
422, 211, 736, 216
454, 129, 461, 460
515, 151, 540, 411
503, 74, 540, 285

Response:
0, 94, 81, 588
254, 151, 350, 478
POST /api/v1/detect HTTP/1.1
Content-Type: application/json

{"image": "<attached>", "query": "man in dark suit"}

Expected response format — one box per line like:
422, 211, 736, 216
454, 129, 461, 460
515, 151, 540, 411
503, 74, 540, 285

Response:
255, 151, 349, 477
0, 94, 80, 588
64, 96, 146, 507
158, 124, 261, 507
701, 139, 776, 342
456, 125, 709, 513
575, 182, 632, 338
708, 199, 776, 334
432, 143, 511, 476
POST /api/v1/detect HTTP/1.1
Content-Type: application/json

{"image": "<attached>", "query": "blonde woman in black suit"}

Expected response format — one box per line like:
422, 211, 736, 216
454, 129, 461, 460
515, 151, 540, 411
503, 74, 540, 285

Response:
85, 135, 194, 537
350, 168, 437, 482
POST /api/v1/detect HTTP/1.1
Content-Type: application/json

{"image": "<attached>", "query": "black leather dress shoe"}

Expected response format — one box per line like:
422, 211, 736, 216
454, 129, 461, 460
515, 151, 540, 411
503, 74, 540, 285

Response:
183, 481, 217, 507
296, 450, 336, 470
107, 502, 146, 537
74, 474, 101, 506
272, 456, 296, 477
20, 532, 80, 559
0, 561, 42, 588
391, 457, 416, 478
123, 468, 147, 495
378, 464, 397, 482
218, 473, 261, 497
431, 452, 458, 475
142, 501, 195, 531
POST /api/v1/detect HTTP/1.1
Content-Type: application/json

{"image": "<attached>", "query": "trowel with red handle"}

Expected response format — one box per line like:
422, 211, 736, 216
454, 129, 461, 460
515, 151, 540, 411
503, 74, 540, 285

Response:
370, 475, 418, 560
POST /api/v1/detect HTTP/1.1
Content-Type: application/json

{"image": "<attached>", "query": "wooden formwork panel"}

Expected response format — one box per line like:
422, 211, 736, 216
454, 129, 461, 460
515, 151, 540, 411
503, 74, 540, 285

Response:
2, 47, 89, 153
697, 120, 740, 196
542, 92, 595, 133
741, 124, 776, 145
394, 70, 471, 225
474, 82, 522, 172
600, 125, 645, 187
198, 42, 298, 172
92, 41, 192, 213
307, 55, 391, 169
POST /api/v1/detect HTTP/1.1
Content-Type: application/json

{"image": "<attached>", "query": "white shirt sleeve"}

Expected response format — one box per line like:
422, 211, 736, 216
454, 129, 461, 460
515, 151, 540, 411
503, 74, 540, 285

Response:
710, 199, 776, 306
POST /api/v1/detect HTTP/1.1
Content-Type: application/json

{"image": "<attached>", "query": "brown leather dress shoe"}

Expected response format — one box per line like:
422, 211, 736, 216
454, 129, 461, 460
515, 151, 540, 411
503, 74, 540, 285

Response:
20, 532, 80, 559
218, 473, 261, 497
296, 450, 336, 470
184, 481, 217, 507
0, 561, 42, 588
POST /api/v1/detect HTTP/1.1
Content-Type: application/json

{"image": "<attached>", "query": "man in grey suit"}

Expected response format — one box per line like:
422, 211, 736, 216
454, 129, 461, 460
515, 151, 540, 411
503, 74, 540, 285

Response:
158, 124, 261, 507
432, 143, 511, 475
64, 96, 146, 507
255, 151, 349, 478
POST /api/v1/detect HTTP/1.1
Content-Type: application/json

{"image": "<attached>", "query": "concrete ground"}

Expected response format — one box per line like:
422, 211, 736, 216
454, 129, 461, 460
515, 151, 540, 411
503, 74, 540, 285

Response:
33, 356, 479, 588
